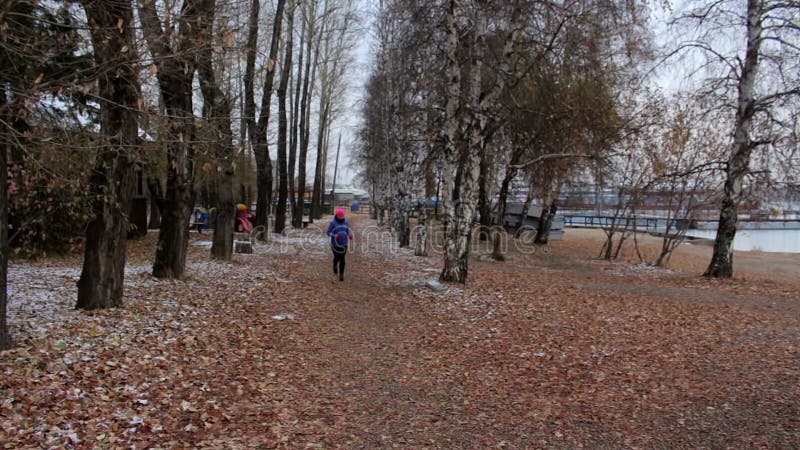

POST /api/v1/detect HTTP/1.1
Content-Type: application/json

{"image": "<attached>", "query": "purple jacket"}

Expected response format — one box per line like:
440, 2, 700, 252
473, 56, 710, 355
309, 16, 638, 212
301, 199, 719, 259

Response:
327, 218, 353, 248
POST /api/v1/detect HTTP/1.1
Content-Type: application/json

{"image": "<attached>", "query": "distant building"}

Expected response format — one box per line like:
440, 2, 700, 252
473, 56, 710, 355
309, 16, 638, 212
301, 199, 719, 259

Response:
324, 188, 370, 205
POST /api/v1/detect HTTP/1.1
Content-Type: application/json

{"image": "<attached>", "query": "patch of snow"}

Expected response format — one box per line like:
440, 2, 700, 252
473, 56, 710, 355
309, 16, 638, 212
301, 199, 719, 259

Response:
271, 313, 296, 321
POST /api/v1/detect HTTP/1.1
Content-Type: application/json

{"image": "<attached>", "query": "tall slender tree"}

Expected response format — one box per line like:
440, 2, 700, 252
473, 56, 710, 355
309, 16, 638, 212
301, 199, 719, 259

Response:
251, 0, 287, 229
294, 0, 323, 228
666, 0, 800, 277
275, 3, 295, 233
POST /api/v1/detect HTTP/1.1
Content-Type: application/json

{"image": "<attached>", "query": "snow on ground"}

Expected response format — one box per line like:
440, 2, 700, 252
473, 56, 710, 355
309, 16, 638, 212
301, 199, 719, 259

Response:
252, 230, 329, 256
5, 255, 280, 348
586, 259, 680, 279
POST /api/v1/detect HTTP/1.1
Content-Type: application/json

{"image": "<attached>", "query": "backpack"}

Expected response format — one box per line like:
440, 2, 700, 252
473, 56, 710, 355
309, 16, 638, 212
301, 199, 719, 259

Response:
332, 220, 349, 246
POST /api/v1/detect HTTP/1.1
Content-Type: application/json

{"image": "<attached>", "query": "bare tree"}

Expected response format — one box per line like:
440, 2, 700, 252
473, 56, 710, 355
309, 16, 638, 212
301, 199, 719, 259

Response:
250, 0, 287, 231
671, 0, 800, 277
293, 0, 325, 229
140, 0, 204, 279
275, 2, 295, 233
312, 0, 355, 220
196, 0, 235, 260
74, 0, 141, 308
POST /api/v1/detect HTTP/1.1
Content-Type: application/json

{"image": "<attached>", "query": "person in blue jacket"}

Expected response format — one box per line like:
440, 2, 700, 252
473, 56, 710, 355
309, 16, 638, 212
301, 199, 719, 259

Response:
327, 208, 354, 281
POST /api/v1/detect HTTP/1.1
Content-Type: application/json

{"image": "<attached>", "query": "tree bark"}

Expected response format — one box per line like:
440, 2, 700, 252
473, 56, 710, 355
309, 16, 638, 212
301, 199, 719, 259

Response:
275, 3, 295, 233
140, 0, 201, 279
477, 144, 491, 240
289, 13, 304, 225
441, 5, 515, 283
0, 87, 12, 349
415, 209, 428, 256
438, 0, 461, 281
242, 0, 260, 147
76, 0, 140, 309
311, 97, 330, 221
146, 177, 162, 229
535, 200, 558, 245
294, 2, 323, 229
252, 0, 287, 229
704, 0, 763, 278
196, 0, 234, 261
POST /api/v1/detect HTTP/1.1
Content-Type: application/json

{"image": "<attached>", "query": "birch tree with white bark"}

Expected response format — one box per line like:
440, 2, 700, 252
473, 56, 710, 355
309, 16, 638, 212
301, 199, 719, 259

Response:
670, 0, 800, 278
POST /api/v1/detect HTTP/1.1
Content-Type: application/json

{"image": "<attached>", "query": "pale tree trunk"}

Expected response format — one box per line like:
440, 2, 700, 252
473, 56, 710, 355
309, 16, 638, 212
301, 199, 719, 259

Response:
438, 0, 461, 281
441, 5, 515, 283
0, 87, 12, 348
141, 0, 201, 279
415, 209, 428, 256
76, 0, 140, 309
275, 4, 294, 233
196, 0, 234, 261
705, 0, 763, 278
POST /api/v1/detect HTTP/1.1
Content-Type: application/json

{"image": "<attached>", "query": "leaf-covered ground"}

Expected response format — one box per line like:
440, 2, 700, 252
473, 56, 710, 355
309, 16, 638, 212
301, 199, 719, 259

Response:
2, 216, 799, 448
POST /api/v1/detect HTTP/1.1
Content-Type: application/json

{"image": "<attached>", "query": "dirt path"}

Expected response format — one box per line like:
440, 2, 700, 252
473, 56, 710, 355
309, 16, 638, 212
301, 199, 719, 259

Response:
263, 219, 479, 447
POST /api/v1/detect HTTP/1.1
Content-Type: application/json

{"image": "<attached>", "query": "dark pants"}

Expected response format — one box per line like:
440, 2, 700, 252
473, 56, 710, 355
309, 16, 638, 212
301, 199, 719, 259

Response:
332, 246, 347, 278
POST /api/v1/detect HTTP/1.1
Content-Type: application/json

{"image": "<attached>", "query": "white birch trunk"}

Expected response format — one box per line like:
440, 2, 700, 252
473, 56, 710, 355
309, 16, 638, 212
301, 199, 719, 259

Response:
705, 0, 763, 278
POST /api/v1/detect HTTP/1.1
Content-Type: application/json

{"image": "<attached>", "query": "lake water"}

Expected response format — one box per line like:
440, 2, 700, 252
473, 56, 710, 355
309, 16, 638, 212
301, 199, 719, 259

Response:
685, 229, 800, 253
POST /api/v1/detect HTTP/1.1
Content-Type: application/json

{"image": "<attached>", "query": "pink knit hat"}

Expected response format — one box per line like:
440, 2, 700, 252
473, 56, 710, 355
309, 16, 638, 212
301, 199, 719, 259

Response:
335, 208, 346, 219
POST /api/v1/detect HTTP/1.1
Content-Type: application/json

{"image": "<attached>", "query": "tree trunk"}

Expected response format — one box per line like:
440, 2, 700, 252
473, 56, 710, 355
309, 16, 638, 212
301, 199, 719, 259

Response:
140, 0, 201, 279
477, 145, 491, 240
196, 0, 235, 261
76, 0, 140, 309
415, 209, 428, 256
440, 2, 515, 283
438, 0, 461, 281
705, 0, 762, 278
251, 0, 286, 229
311, 97, 330, 222
441, 151, 479, 283
492, 175, 513, 259
242, 0, 260, 145
492, 147, 523, 258
294, 4, 322, 229
535, 200, 557, 245
275, 3, 294, 233
518, 180, 535, 227
0, 88, 12, 349
147, 177, 162, 229
289, 17, 304, 226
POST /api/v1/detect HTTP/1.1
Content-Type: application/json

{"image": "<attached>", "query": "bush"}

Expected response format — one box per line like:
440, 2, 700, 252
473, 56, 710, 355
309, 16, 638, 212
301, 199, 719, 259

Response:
8, 153, 92, 257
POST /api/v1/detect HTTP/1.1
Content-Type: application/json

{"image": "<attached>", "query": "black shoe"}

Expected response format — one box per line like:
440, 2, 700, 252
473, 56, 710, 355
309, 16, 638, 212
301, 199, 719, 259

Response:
339, 275, 344, 282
